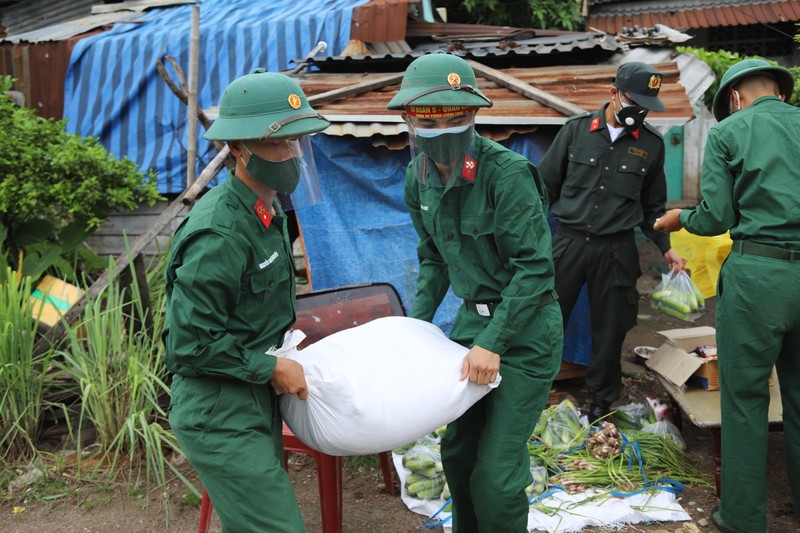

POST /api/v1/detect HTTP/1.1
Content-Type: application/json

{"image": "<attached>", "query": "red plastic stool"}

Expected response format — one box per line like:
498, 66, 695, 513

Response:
197, 422, 395, 533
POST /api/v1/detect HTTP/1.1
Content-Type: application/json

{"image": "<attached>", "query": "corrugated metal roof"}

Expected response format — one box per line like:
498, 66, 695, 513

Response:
207, 60, 696, 136
310, 32, 621, 70
1, 11, 143, 44
588, 0, 800, 33
0, 0, 96, 37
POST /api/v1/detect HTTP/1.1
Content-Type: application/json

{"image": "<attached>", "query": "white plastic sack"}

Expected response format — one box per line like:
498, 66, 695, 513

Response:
278, 316, 500, 456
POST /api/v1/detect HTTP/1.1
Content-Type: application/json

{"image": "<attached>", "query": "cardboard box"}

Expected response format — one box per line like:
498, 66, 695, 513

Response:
645, 326, 719, 390
30, 275, 84, 328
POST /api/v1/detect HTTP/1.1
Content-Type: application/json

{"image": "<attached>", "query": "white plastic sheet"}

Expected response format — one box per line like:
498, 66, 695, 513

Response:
278, 316, 500, 456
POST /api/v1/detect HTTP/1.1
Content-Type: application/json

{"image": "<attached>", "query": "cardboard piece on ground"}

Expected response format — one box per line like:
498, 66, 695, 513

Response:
645, 326, 718, 390
30, 275, 84, 328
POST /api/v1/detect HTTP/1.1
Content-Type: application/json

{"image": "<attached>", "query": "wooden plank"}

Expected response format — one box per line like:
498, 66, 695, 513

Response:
307, 72, 404, 106
467, 60, 587, 117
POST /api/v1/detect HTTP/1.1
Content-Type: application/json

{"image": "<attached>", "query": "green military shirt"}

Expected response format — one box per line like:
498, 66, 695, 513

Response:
163, 171, 296, 383
539, 104, 671, 253
405, 134, 555, 355
680, 96, 800, 250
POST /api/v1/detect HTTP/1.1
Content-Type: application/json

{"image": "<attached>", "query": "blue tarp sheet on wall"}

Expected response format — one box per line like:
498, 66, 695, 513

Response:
62, 0, 368, 194
299, 131, 591, 365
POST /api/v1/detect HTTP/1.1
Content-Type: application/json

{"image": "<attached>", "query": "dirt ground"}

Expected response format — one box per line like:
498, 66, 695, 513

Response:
3, 241, 798, 533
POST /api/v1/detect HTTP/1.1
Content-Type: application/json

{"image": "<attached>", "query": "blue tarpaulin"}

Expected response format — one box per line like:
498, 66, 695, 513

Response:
62, 0, 368, 194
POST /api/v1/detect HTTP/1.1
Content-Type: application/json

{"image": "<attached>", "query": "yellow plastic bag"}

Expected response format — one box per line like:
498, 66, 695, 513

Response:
669, 229, 732, 299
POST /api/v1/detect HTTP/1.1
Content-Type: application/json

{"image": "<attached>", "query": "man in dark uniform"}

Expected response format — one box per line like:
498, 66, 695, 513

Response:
539, 62, 685, 423
388, 51, 564, 533
656, 58, 799, 533
163, 69, 330, 532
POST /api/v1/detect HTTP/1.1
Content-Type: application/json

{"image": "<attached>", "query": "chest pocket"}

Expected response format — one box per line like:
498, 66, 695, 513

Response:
460, 213, 500, 267
610, 157, 649, 200
241, 253, 292, 321
564, 146, 602, 196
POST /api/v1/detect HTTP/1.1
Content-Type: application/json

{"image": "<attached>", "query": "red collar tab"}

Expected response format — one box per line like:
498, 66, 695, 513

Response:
461, 155, 477, 182
590, 116, 601, 132
630, 128, 640, 140
254, 199, 273, 229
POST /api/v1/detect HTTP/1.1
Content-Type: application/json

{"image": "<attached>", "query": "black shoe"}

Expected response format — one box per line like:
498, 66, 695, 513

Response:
589, 402, 610, 425
711, 505, 739, 533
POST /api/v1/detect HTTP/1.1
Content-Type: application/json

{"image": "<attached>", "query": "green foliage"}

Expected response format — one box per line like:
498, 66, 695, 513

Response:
52, 251, 195, 507
677, 47, 800, 111
0, 76, 161, 280
439, 0, 584, 31
0, 269, 62, 461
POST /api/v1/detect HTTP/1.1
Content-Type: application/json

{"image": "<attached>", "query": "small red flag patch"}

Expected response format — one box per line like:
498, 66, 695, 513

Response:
590, 117, 601, 132
254, 199, 273, 228
462, 156, 477, 182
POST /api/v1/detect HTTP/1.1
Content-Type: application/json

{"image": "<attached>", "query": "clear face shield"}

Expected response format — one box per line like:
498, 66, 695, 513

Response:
405, 107, 477, 187
241, 135, 323, 210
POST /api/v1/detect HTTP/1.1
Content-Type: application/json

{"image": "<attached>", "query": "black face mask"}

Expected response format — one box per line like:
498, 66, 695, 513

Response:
614, 95, 649, 133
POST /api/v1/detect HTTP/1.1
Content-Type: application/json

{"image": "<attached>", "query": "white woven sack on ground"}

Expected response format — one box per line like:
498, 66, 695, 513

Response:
278, 316, 500, 456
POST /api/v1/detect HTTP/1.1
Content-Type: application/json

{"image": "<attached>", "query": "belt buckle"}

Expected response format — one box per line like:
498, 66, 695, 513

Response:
475, 303, 491, 317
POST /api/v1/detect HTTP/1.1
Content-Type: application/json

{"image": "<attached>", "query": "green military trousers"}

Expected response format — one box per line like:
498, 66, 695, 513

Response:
716, 252, 800, 533
442, 300, 563, 533
169, 375, 306, 533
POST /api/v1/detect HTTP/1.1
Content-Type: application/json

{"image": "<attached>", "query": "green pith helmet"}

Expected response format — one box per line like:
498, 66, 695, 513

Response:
712, 58, 795, 122
204, 68, 330, 141
386, 51, 492, 110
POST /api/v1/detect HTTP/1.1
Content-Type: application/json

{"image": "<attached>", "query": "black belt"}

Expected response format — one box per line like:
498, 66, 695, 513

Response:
464, 290, 557, 317
556, 226, 634, 243
732, 240, 800, 261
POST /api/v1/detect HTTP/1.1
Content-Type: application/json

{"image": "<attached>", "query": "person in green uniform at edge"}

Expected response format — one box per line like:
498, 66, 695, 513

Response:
538, 61, 686, 424
655, 58, 799, 533
387, 51, 564, 533
163, 69, 330, 533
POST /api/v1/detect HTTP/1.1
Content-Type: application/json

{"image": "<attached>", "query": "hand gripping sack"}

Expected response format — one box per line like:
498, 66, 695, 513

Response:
278, 316, 500, 455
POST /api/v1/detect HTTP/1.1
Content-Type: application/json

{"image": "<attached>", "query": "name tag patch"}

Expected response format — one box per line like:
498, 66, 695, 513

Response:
259, 251, 279, 270
628, 147, 648, 159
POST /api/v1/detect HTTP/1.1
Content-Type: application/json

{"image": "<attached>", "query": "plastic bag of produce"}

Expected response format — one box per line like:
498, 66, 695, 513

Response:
612, 402, 656, 432
534, 399, 586, 451
277, 316, 501, 455
640, 397, 686, 450
650, 269, 705, 322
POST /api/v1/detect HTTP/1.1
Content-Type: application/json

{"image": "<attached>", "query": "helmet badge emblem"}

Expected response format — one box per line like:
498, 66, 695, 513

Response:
288, 94, 302, 109
447, 72, 461, 88
648, 75, 662, 90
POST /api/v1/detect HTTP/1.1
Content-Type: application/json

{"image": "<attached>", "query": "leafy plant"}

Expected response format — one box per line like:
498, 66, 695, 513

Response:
678, 47, 800, 111
53, 253, 193, 506
438, 0, 585, 31
0, 76, 161, 281
0, 268, 62, 460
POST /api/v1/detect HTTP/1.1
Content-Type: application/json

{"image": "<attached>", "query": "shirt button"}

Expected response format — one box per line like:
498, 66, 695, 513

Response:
594, 204, 599, 209
604, 166, 610, 170
599, 185, 605, 190
589, 158, 595, 163
621, 164, 627, 170
447, 233, 454, 240
454, 265, 460, 272
268, 280, 275, 288
587, 224, 592, 229
503, 341, 510, 348
641, 168, 646, 173
250, 373, 258, 380
609, 146, 614, 151
585, 236, 590, 242
472, 228, 478, 236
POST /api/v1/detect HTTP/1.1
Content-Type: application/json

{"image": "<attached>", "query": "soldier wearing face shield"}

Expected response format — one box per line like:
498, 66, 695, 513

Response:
538, 62, 686, 425
388, 51, 564, 533
163, 69, 329, 532
655, 58, 799, 533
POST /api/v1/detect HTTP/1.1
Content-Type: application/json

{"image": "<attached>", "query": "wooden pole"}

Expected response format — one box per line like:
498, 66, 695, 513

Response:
186, 5, 200, 188
467, 59, 587, 117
